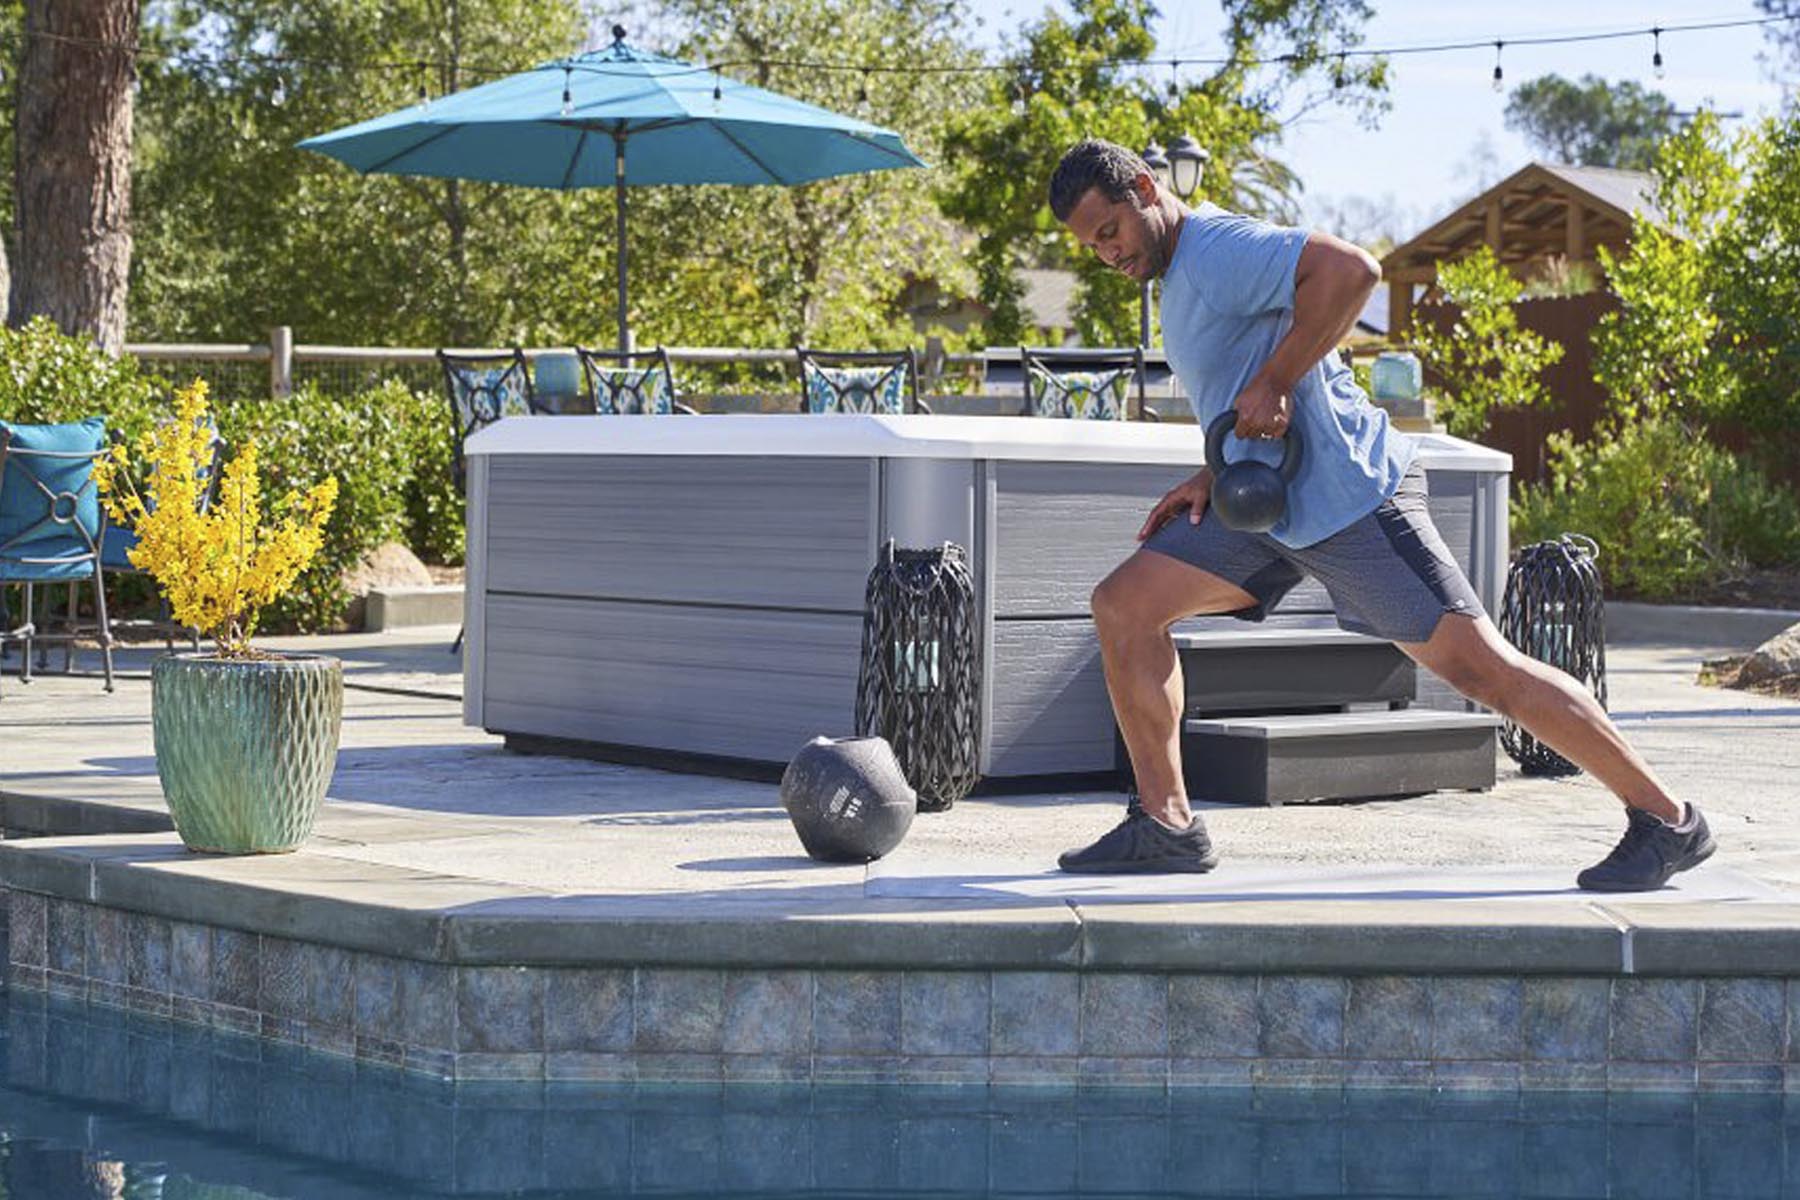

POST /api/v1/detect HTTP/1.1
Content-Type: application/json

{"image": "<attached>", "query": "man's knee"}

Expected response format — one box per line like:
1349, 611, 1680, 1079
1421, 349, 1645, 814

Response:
1090, 572, 1134, 634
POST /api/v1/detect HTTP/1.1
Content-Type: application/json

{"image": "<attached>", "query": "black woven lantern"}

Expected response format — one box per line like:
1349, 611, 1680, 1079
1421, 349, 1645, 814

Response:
854, 540, 982, 811
1498, 533, 1608, 776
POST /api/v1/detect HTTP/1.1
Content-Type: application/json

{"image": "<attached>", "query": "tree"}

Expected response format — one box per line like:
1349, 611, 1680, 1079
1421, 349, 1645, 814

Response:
938, 0, 1387, 346
12, 0, 140, 351
1757, 0, 1800, 80
1503, 73, 1678, 171
130, 0, 585, 345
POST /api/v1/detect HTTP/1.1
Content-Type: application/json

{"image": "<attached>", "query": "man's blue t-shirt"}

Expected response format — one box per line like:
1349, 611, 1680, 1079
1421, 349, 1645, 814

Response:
1159, 203, 1417, 549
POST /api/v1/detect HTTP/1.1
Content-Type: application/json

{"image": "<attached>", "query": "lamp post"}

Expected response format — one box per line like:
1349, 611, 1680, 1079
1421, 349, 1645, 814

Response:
1139, 142, 1170, 348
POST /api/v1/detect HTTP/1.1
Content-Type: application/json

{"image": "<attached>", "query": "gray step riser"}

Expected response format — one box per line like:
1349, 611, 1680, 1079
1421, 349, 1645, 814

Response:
1183, 726, 1497, 807
1178, 643, 1416, 714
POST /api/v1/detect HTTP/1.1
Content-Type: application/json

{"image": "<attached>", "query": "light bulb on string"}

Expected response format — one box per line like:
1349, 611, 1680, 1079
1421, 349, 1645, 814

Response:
1333, 51, 1346, 89
1652, 26, 1665, 78
1167, 59, 1179, 99
1491, 40, 1504, 93
560, 65, 572, 117
417, 65, 429, 108
712, 69, 722, 109
858, 69, 869, 106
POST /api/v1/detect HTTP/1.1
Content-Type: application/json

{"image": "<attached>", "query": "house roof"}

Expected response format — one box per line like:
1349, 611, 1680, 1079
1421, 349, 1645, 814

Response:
1381, 161, 1658, 284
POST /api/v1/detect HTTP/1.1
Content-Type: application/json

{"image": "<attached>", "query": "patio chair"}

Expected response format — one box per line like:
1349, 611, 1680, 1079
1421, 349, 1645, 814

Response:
101, 420, 226, 651
796, 347, 930, 415
437, 348, 542, 494
574, 346, 697, 415
438, 348, 538, 655
0, 418, 116, 696
1021, 346, 1158, 422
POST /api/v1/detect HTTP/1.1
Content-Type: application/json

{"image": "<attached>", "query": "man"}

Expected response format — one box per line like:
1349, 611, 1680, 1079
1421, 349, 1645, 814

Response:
1047, 138, 1712, 892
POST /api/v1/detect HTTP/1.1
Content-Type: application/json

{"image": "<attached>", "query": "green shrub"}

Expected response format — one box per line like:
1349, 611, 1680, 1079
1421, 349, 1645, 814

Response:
1513, 416, 1800, 599
398, 389, 462, 566
215, 380, 458, 632
0, 317, 165, 441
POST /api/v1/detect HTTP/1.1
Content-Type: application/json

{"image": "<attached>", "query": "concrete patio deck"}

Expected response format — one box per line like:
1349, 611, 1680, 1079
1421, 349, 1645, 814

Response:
3, 620, 1798, 1085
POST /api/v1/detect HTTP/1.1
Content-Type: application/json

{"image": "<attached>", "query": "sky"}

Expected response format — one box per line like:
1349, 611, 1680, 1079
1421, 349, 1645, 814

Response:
959, 1, 1792, 242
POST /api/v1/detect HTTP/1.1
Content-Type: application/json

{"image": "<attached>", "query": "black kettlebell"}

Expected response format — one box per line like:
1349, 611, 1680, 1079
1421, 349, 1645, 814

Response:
1205, 411, 1304, 534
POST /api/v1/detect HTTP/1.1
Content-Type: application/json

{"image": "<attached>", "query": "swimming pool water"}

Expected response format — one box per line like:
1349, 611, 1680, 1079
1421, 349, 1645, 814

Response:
1, 991, 1794, 1198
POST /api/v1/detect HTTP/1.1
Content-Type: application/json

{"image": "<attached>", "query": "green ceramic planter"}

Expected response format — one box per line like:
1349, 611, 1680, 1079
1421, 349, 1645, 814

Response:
151, 652, 344, 854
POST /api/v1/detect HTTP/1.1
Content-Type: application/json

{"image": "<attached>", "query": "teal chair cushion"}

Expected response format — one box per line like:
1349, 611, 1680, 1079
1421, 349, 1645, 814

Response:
1027, 365, 1131, 420
591, 365, 674, 415
0, 417, 107, 581
804, 363, 908, 415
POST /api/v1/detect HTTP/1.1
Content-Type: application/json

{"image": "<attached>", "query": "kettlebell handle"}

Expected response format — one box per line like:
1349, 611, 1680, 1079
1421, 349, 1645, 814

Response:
1205, 411, 1302, 481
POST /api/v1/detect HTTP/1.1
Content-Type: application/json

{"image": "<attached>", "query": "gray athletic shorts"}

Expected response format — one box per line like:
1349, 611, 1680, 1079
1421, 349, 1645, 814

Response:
1141, 463, 1485, 644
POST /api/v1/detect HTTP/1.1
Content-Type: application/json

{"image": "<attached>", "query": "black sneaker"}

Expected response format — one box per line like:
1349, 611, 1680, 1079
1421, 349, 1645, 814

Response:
1577, 805, 1716, 892
1058, 808, 1219, 874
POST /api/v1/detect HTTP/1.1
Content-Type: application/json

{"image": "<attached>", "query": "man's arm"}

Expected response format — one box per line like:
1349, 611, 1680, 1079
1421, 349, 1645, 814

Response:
1233, 231, 1381, 438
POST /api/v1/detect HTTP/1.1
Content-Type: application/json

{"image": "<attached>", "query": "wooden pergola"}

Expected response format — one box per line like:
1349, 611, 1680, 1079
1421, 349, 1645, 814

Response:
1380, 162, 1657, 334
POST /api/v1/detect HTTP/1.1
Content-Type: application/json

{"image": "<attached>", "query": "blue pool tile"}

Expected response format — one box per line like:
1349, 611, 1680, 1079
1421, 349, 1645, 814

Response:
1432, 1060, 1521, 1092
306, 944, 353, 1032
1078, 1117, 1169, 1195
1253, 1057, 1348, 1090
45, 898, 85, 975
1345, 1059, 1432, 1090
721, 1053, 810, 1084
899, 1055, 989, 1086
1432, 976, 1522, 1060
353, 953, 402, 1043
1259, 976, 1345, 1058
902, 971, 989, 1056
722, 970, 809, 1055
991, 972, 1078, 1057
1258, 1117, 1345, 1198
898, 1114, 989, 1192
813, 971, 900, 1055
545, 967, 633, 1053
988, 1054, 1078, 1087
1608, 1114, 1698, 1200
1169, 974, 1258, 1058
397, 959, 454, 1051
455, 1050, 545, 1081
7, 890, 44, 967
125, 912, 170, 996
1076, 1055, 1166, 1087
1170, 1056, 1255, 1088
636, 968, 725, 1054
1345, 975, 1431, 1060
546, 1050, 637, 1082
721, 1113, 812, 1194
169, 922, 209, 1000
811, 1054, 903, 1084
1428, 1114, 1522, 1197
1522, 1060, 1608, 1091
209, 928, 259, 1011
1524, 976, 1609, 1061
456, 966, 542, 1054
1520, 1119, 1610, 1198
991, 1115, 1080, 1192
86, 906, 128, 985
1611, 978, 1699, 1063
1697, 977, 1784, 1062
1080, 973, 1167, 1058
1609, 1060, 1698, 1092
1697, 1061, 1783, 1092
259, 936, 308, 1022
457, 1106, 545, 1194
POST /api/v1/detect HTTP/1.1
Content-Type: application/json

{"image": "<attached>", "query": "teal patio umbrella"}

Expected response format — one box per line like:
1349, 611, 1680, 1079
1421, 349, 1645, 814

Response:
300, 26, 926, 351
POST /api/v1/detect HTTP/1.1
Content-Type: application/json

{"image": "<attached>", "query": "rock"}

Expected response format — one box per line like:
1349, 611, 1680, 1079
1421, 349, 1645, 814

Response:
341, 541, 434, 597
1706, 626, 1800, 690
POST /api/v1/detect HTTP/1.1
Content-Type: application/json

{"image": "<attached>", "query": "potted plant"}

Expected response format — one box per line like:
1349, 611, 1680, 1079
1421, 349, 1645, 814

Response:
95, 381, 340, 853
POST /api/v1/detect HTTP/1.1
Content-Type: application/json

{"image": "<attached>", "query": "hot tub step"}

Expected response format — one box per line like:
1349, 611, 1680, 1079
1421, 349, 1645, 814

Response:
1172, 624, 1416, 713
1181, 709, 1499, 806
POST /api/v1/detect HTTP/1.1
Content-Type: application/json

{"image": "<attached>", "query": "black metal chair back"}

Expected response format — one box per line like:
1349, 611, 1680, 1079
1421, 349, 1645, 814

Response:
574, 346, 692, 415
437, 349, 539, 494
1021, 347, 1155, 421
797, 347, 926, 415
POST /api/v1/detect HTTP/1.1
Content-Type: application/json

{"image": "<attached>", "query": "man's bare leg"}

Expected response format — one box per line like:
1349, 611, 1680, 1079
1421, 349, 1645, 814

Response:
1398, 612, 1682, 822
1090, 549, 1259, 828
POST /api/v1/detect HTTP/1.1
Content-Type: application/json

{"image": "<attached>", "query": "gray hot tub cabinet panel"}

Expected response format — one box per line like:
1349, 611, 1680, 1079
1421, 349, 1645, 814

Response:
483, 595, 862, 762
987, 618, 1113, 777
485, 455, 876, 610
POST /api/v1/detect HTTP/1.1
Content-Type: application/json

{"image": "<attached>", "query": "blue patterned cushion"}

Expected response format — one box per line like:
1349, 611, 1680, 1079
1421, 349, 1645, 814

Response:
804, 363, 908, 415
0, 417, 107, 580
1027, 365, 1131, 420
591, 365, 674, 415
449, 365, 529, 432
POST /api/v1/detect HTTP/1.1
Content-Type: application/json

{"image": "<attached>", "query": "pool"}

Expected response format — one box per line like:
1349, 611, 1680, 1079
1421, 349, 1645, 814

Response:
1, 991, 1794, 1199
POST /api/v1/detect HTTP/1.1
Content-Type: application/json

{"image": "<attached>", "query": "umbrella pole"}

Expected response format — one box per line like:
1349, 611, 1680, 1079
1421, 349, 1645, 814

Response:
614, 134, 629, 357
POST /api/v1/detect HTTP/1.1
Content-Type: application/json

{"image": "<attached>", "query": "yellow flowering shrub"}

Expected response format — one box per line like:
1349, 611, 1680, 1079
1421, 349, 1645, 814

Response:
92, 381, 338, 657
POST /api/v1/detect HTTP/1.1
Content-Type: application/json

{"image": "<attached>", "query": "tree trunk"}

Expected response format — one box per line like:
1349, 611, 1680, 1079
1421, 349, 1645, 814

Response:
13, 0, 139, 351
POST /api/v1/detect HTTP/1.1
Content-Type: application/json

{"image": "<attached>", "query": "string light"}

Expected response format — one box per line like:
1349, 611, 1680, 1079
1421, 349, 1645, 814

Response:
857, 69, 869, 104
1333, 51, 1346, 89
1167, 58, 1179, 98
3, 11, 1793, 91
416, 66, 428, 107
560, 64, 571, 116
1652, 26, 1665, 78
1491, 40, 1504, 92
711, 69, 722, 107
